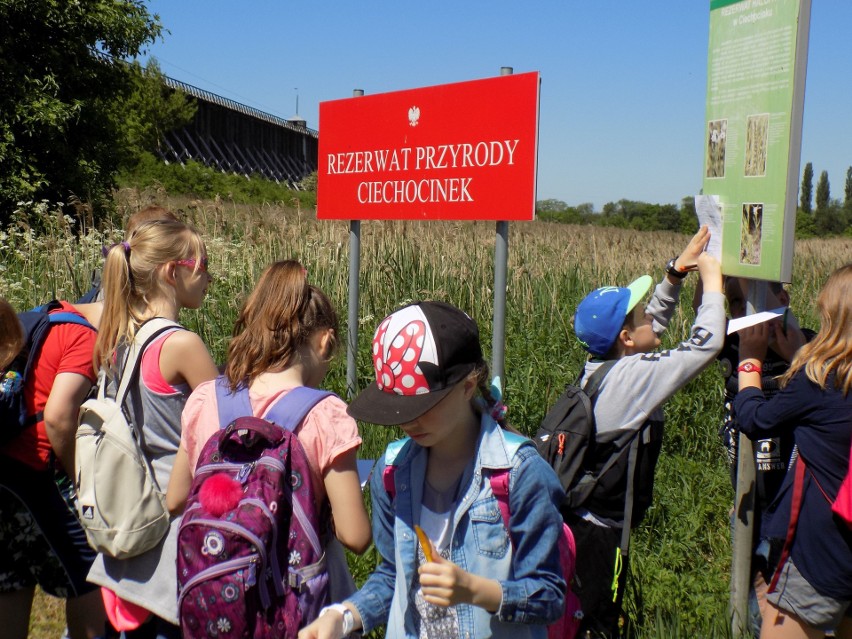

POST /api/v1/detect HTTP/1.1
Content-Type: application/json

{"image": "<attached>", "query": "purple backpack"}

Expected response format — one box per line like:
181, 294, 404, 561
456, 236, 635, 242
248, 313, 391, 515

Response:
177, 378, 332, 639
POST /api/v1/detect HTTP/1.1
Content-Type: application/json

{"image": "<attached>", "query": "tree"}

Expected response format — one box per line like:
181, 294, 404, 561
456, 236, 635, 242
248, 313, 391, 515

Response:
536, 199, 570, 214
679, 197, 698, 234
845, 166, 852, 212
0, 1, 163, 221
816, 170, 830, 213
795, 208, 816, 238
814, 201, 845, 236
799, 162, 813, 214
120, 60, 197, 165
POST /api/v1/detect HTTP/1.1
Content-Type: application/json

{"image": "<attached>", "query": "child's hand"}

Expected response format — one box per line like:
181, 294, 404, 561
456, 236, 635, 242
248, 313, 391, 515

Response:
675, 225, 711, 272
769, 319, 806, 363
419, 549, 474, 607
738, 322, 769, 362
418, 536, 503, 611
298, 612, 343, 639
696, 252, 723, 294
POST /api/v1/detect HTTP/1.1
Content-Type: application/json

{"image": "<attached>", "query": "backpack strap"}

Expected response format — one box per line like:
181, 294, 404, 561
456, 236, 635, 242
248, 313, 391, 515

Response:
19, 304, 96, 427
96, 318, 180, 494
580, 359, 617, 396
264, 387, 333, 432
215, 377, 254, 427
486, 431, 532, 541
571, 358, 643, 557
215, 378, 333, 431
382, 437, 412, 499
47, 312, 95, 330
619, 435, 641, 557
489, 469, 512, 535
112, 318, 181, 408
768, 453, 806, 593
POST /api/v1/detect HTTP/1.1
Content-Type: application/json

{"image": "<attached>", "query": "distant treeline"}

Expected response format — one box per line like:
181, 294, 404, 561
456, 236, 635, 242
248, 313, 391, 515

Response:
537, 165, 852, 240
535, 198, 698, 235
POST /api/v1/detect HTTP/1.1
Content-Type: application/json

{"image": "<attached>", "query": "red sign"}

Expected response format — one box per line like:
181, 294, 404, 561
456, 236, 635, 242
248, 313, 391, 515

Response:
317, 72, 539, 221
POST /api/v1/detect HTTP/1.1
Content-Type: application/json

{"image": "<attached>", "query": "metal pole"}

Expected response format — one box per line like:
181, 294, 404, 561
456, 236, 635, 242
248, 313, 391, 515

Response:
730, 279, 765, 638
346, 89, 364, 400
491, 67, 513, 385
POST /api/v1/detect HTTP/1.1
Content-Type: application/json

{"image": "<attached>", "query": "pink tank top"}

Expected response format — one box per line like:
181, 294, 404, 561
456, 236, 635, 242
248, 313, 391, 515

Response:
140, 329, 182, 394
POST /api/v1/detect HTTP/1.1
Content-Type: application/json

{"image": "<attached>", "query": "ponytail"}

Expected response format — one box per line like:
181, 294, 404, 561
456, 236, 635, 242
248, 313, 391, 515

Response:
473, 363, 517, 432
94, 219, 206, 372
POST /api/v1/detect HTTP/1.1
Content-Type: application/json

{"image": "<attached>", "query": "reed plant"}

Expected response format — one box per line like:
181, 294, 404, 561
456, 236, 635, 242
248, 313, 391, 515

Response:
4, 193, 849, 637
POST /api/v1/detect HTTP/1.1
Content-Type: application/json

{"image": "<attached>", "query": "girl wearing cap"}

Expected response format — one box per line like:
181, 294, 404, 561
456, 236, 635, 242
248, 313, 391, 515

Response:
299, 301, 566, 639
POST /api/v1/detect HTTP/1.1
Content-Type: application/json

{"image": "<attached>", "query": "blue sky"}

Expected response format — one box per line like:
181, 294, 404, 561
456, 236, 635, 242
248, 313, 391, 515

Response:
142, 1, 851, 211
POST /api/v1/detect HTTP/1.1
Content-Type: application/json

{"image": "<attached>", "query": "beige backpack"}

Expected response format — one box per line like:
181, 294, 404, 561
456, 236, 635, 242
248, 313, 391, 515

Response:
75, 318, 179, 559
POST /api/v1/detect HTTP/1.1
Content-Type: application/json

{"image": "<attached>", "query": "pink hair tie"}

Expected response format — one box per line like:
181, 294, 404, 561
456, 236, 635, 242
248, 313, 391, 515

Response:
490, 402, 508, 421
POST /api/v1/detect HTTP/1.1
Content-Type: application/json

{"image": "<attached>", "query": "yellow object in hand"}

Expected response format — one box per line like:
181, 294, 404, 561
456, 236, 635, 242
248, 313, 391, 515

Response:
415, 525, 434, 562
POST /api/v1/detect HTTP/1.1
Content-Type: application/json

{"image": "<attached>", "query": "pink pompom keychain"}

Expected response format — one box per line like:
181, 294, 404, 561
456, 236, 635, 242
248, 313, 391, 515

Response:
199, 473, 243, 516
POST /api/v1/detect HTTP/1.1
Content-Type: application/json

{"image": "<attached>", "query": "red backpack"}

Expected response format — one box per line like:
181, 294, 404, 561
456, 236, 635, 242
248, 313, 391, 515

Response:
832, 442, 852, 528
489, 468, 583, 639
382, 438, 582, 638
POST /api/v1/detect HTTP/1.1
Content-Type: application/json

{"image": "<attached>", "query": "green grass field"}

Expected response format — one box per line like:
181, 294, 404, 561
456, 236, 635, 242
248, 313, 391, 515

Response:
4, 192, 850, 637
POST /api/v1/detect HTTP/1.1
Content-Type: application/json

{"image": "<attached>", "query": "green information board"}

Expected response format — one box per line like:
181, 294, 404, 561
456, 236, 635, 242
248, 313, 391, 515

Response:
703, 0, 811, 282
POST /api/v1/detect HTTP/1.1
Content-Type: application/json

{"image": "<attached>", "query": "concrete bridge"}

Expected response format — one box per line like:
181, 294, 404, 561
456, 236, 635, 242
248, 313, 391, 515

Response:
159, 76, 318, 189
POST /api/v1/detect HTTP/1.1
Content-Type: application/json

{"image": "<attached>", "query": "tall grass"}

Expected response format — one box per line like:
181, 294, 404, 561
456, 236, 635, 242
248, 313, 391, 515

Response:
3, 192, 850, 637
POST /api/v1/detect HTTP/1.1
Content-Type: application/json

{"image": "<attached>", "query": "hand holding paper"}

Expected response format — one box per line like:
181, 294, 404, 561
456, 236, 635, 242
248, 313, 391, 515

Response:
695, 195, 722, 260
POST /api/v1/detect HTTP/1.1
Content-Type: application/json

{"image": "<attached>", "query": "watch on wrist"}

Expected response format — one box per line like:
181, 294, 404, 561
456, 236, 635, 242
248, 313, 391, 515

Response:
665, 257, 688, 279
737, 362, 762, 374
321, 604, 355, 636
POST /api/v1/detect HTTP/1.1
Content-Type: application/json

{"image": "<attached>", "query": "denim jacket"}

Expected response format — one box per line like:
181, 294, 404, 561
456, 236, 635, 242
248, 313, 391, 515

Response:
348, 414, 566, 638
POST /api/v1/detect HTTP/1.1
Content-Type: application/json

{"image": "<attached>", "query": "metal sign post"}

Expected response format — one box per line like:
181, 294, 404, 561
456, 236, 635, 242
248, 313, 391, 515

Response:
346, 89, 364, 400
491, 66, 514, 385
730, 279, 766, 637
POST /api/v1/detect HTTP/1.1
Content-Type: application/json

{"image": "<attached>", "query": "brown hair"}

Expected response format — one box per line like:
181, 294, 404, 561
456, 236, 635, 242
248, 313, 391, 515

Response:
0, 298, 23, 370
125, 205, 180, 235
781, 263, 852, 395
225, 260, 339, 390
94, 219, 206, 371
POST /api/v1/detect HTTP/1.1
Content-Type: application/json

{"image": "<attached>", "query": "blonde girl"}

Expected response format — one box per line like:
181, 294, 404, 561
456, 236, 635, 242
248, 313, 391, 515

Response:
88, 218, 218, 638
736, 263, 852, 638
167, 260, 371, 613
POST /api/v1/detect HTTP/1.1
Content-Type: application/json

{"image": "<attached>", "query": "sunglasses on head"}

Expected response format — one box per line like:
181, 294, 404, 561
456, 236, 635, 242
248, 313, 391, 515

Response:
175, 256, 209, 272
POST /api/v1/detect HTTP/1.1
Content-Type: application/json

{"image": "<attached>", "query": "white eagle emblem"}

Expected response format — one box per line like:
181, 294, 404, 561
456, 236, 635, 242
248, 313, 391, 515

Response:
408, 106, 420, 127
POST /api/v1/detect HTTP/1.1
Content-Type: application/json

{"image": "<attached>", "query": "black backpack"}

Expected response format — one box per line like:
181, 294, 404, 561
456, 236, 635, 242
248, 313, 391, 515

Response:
0, 301, 95, 446
534, 360, 617, 511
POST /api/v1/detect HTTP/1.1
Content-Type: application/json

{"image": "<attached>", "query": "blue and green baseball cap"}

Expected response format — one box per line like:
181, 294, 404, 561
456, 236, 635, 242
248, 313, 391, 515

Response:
574, 275, 653, 356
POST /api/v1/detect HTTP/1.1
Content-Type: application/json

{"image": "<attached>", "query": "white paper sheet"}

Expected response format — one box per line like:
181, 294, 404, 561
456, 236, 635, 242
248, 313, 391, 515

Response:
695, 194, 722, 259
357, 459, 376, 489
726, 307, 787, 335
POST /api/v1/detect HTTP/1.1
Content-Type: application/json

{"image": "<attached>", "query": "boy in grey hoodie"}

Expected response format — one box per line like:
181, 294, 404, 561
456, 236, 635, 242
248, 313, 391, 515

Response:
566, 226, 725, 638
